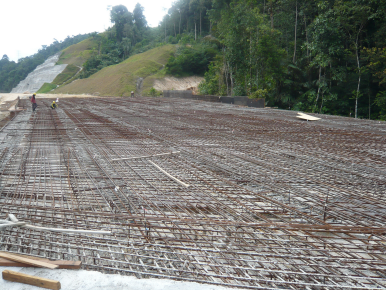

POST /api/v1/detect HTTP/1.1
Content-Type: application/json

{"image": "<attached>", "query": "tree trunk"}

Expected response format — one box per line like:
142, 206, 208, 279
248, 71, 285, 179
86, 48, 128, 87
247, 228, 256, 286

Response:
304, 15, 309, 59
319, 72, 326, 113
200, 10, 202, 36
314, 66, 322, 112
270, 0, 274, 29
368, 90, 371, 119
179, 11, 181, 35
225, 63, 229, 95
293, 0, 298, 63
355, 43, 361, 119
353, 23, 365, 118
355, 75, 360, 119
329, 62, 332, 89
174, 23, 176, 37
256, 68, 259, 90
250, 31, 252, 93
256, 29, 259, 90
223, 49, 229, 95
195, 22, 197, 41
230, 65, 234, 96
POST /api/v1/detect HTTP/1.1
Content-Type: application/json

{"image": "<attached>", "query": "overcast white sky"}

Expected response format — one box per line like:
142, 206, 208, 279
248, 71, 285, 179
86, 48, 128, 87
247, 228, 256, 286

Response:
0, 0, 174, 62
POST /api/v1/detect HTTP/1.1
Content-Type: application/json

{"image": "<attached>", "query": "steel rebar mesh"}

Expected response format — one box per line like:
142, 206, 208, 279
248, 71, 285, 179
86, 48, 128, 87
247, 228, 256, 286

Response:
0, 97, 385, 289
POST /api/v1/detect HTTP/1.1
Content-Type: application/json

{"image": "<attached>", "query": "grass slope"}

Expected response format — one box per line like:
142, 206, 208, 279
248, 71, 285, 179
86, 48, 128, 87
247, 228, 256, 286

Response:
52, 64, 80, 85
53, 44, 176, 97
37, 83, 57, 93
57, 38, 97, 66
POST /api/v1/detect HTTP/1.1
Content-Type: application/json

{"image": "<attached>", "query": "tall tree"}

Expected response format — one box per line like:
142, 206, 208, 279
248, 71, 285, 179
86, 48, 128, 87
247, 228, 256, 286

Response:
110, 5, 132, 42
334, 0, 372, 118
365, 47, 386, 119
133, 3, 147, 31
307, 4, 343, 113
215, 0, 285, 97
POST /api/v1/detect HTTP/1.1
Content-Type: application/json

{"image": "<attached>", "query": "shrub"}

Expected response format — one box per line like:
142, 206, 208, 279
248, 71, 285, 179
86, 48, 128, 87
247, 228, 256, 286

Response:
249, 89, 268, 99
165, 44, 218, 77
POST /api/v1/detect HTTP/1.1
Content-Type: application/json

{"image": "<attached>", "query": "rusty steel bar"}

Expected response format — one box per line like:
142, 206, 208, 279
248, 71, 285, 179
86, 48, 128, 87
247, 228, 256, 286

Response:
0, 97, 385, 289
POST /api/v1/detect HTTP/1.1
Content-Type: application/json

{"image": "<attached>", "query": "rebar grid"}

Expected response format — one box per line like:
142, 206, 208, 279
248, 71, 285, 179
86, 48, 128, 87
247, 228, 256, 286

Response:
0, 97, 385, 289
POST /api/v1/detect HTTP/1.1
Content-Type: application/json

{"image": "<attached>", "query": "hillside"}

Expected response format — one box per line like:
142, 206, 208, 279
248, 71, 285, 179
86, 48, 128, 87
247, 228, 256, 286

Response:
11, 53, 67, 93
37, 38, 98, 93
52, 44, 177, 97
57, 37, 97, 66
0, 34, 90, 93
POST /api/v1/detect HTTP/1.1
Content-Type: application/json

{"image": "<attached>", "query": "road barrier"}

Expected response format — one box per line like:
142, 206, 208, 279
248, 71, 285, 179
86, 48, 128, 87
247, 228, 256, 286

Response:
163, 90, 265, 108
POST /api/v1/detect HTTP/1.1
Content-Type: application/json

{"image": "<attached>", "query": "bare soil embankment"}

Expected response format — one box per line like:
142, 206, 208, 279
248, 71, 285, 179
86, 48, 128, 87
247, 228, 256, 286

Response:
153, 76, 203, 92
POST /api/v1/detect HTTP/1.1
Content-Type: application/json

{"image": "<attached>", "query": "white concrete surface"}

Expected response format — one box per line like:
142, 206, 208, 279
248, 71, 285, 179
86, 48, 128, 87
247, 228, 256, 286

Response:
11, 53, 67, 94
0, 267, 232, 290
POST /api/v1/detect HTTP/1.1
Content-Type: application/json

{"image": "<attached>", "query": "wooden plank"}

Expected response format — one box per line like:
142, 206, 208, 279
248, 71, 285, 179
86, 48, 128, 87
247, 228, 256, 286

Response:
0, 257, 82, 269
296, 112, 321, 121
0, 252, 58, 269
1, 252, 81, 269
2, 270, 61, 290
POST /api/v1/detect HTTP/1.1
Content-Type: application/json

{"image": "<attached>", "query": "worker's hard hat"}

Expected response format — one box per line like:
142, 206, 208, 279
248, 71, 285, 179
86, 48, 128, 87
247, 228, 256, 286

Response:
33, 93, 36, 96
53, 101, 56, 103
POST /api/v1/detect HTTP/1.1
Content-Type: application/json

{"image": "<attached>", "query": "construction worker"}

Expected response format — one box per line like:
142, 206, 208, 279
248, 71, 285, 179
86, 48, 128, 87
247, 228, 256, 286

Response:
31, 93, 37, 112
50, 101, 58, 109
131, 91, 134, 97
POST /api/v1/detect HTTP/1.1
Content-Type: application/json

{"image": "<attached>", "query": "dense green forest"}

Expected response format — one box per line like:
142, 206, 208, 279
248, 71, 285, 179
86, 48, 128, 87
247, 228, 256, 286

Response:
0, 34, 90, 93
90, 0, 386, 119
157, 0, 386, 120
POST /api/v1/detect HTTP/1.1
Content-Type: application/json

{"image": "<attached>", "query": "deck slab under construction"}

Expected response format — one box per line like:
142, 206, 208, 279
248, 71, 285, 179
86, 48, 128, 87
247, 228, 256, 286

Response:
0, 97, 385, 289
